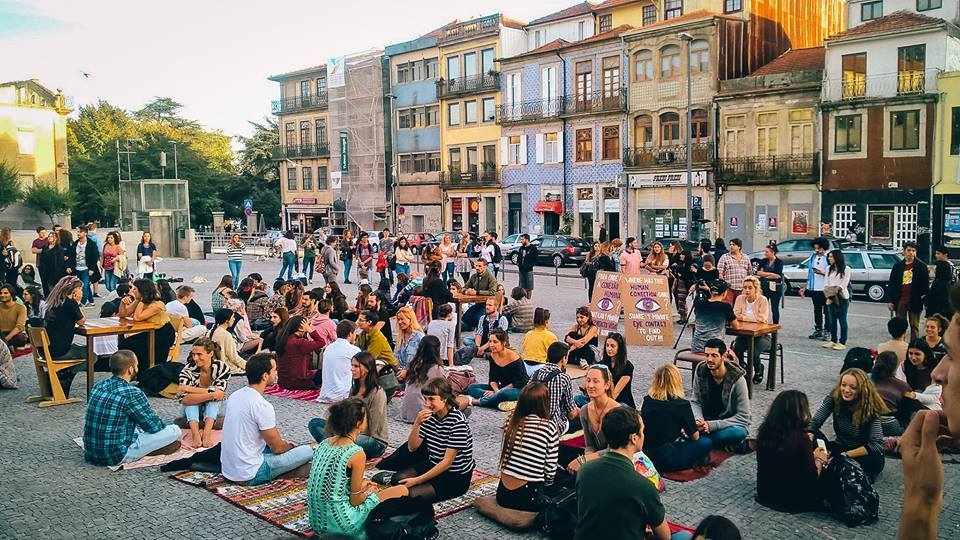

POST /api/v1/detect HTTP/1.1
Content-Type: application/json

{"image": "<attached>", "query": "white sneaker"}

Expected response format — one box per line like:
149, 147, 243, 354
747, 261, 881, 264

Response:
820, 341, 834, 348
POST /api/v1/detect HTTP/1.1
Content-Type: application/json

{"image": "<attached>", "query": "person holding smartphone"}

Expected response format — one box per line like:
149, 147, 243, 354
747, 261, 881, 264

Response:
800, 237, 830, 341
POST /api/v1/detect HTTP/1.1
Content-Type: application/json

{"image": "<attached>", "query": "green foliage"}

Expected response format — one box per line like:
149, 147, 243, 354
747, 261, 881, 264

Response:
24, 182, 75, 224
0, 161, 24, 211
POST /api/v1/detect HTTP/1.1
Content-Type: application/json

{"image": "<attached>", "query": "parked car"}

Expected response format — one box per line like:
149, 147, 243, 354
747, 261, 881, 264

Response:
746, 237, 864, 266
782, 249, 902, 301
502, 233, 542, 259
425, 230, 478, 251
509, 235, 590, 268
640, 238, 700, 258
404, 232, 436, 255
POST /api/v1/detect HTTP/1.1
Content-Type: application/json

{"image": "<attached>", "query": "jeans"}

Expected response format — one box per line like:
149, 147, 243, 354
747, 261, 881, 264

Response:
444, 262, 456, 282
183, 401, 222, 423
228, 259, 242, 287
278, 251, 295, 281
121, 424, 182, 464
733, 334, 772, 372
466, 383, 521, 408
248, 444, 315, 485
307, 417, 387, 458
461, 303, 484, 331
894, 304, 921, 342
454, 344, 479, 366
827, 298, 849, 344
343, 259, 353, 282
764, 292, 780, 324
810, 290, 826, 331
702, 425, 748, 449
77, 269, 93, 304
104, 270, 118, 292
302, 257, 315, 281
396, 263, 410, 277
646, 437, 713, 472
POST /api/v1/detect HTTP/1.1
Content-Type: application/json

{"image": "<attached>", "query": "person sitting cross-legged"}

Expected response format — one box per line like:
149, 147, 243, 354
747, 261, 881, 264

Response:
690, 338, 751, 453
275, 315, 328, 391
178, 338, 231, 448
83, 350, 182, 466
496, 382, 561, 512
460, 258, 499, 332
454, 297, 506, 366
464, 329, 529, 410
502, 286, 534, 333
520, 307, 559, 377
317, 320, 361, 404
220, 352, 314, 485
0, 283, 27, 348
641, 364, 711, 472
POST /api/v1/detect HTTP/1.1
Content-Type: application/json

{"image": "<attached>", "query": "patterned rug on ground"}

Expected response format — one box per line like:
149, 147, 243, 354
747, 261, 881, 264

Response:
264, 384, 320, 402
74, 430, 222, 471
365, 468, 499, 519
661, 450, 734, 482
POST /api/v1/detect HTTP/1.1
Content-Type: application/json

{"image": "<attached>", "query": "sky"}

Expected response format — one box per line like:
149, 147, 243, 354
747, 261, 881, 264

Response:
0, 0, 579, 141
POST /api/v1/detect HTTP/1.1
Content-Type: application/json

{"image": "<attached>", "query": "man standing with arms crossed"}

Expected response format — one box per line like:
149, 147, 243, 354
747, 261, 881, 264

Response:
515, 234, 537, 299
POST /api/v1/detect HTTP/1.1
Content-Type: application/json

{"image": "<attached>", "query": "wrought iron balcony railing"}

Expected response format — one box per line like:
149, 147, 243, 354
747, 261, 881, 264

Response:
439, 166, 500, 187
824, 69, 937, 102
271, 144, 330, 160
623, 143, 714, 169
716, 153, 819, 185
437, 73, 500, 99
436, 15, 500, 45
271, 92, 329, 115
562, 88, 626, 116
495, 97, 564, 125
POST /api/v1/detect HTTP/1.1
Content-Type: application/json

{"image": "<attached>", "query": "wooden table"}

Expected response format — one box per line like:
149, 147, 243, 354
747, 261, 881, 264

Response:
726, 321, 780, 398
451, 291, 503, 346
76, 318, 161, 400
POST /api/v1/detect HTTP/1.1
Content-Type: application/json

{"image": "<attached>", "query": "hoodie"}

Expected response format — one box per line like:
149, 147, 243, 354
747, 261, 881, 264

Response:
690, 360, 751, 433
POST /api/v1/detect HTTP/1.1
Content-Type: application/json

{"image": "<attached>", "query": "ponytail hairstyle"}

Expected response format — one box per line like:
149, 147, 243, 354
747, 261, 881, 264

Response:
500, 383, 550, 468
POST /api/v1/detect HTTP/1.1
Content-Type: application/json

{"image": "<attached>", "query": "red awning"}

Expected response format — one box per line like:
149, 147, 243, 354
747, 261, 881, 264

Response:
534, 200, 563, 214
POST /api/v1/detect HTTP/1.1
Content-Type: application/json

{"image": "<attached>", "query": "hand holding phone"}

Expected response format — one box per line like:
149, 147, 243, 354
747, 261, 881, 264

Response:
816, 439, 826, 451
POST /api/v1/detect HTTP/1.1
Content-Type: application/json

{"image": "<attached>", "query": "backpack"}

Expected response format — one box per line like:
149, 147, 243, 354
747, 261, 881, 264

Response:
537, 479, 578, 540
492, 243, 503, 264
841, 347, 874, 374
366, 500, 439, 540
820, 456, 880, 527
138, 361, 185, 396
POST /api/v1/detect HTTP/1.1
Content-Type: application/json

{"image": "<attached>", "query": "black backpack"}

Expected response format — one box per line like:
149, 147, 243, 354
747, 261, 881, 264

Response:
138, 361, 185, 396
821, 456, 880, 527
492, 243, 503, 264
538, 475, 578, 540
366, 501, 438, 540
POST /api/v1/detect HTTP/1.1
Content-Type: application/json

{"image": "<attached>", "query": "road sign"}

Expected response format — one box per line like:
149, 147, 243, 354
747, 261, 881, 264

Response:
243, 198, 253, 216
339, 132, 348, 172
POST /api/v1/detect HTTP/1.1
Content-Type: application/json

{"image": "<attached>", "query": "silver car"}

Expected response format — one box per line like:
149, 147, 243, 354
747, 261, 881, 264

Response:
782, 249, 902, 301
748, 237, 845, 266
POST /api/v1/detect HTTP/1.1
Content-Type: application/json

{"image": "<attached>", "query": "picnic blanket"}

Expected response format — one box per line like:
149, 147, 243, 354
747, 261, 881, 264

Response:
74, 430, 221, 471
264, 384, 321, 402
661, 450, 734, 482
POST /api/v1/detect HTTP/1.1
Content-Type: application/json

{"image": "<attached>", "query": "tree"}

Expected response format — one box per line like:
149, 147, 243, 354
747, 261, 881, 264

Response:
135, 97, 183, 124
237, 118, 279, 181
23, 183, 75, 225
0, 161, 24, 212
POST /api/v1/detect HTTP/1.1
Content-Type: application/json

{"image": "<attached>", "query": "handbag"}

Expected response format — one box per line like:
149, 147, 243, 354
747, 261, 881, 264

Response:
376, 252, 388, 272
366, 499, 438, 540
378, 364, 400, 401
445, 366, 477, 395
537, 481, 578, 540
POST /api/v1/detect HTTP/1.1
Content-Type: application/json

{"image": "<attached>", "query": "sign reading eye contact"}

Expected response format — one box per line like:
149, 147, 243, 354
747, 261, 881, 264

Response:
588, 270, 673, 346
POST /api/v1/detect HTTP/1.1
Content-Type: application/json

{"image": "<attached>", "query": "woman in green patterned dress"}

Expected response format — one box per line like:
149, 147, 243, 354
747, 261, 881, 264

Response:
307, 397, 408, 537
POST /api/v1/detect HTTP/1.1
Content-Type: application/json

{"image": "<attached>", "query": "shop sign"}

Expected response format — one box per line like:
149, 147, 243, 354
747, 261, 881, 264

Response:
604, 199, 620, 212
945, 207, 960, 247
791, 210, 809, 234
293, 198, 318, 205
577, 199, 594, 212
628, 171, 707, 188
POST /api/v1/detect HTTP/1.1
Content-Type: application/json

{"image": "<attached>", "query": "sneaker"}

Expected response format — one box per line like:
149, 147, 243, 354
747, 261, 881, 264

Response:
752, 364, 764, 384
808, 330, 822, 339
820, 341, 834, 348
832, 343, 847, 351
819, 334, 831, 342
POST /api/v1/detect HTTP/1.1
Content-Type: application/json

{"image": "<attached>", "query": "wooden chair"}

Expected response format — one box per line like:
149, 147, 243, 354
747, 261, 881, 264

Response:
26, 326, 85, 408
168, 314, 185, 362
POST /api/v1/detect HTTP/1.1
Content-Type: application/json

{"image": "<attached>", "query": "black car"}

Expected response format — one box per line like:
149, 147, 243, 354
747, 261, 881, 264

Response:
510, 235, 590, 268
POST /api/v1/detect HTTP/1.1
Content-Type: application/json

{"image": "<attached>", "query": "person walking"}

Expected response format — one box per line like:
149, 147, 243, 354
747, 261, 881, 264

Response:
887, 241, 929, 342
301, 237, 317, 284
515, 234, 538, 299
319, 236, 341, 286
227, 233, 245, 287
136, 232, 157, 281
801, 237, 829, 340
276, 230, 298, 281
340, 230, 355, 284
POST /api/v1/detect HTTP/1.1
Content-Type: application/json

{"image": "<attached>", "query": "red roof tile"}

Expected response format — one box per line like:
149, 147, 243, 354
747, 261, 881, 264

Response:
501, 24, 633, 63
569, 24, 634, 46
528, 2, 594, 26
828, 10, 945, 41
751, 46, 825, 76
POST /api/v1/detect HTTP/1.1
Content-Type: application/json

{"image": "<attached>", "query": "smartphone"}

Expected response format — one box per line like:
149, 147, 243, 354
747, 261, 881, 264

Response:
816, 439, 826, 451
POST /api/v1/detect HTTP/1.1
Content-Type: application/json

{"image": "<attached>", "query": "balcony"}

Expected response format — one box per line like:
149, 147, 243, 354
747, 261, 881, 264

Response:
716, 153, 819, 185
823, 69, 937, 103
439, 166, 500, 188
437, 73, 500, 99
436, 15, 500, 45
562, 89, 626, 117
271, 92, 328, 115
623, 143, 714, 169
271, 144, 330, 160
496, 97, 563, 125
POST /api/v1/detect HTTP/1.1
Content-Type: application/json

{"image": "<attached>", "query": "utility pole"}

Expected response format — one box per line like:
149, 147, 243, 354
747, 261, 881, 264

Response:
171, 141, 179, 179
680, 32, 694, 241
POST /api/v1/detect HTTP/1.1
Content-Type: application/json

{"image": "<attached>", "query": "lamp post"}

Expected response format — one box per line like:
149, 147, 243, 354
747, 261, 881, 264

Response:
386, 92, 399, 235
679, 31, 694, 241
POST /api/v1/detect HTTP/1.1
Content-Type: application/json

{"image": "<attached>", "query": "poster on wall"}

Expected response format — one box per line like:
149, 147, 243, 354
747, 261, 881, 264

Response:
791, 210, 809, 235
756, 213, 767, 232
620, 273, 673, 347
945, 207, 960, 247
589, 271, 622, 335
729, 216, 740, 230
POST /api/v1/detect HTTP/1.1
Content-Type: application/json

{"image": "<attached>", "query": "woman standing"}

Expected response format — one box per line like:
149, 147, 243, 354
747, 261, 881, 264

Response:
210, 275, 233, 313
568, 365, 619, 473
275, 315, 328, 390
926, 258, 955, 320
585, 242, 616, 301
301, 237, 318, 284
399, 335, 447, 423
395, 306, 424, 369
823, 249, 850, 351
394, 237, 414, 277
100, 232, 121, 292
755, 390, 829, 513
597, 332, 634, 408
208, 308, 246, 374
809, 368, 887, 482
439, 234, 457, 282
455, 236, 472, 284
307, 398, 408, 538
136, 232, 157, 280
564, 306, 598, 370
177, 338, 230, 448
38, 231, 66, 296
276, 231, 298, 282
341, 229, 355, 284
641, 364, 710, 472
226, 233, 245, 287
118, 279, 176, 373
496, 383, 560, 511
642, 241, 668, 274
355, 235, 374, 282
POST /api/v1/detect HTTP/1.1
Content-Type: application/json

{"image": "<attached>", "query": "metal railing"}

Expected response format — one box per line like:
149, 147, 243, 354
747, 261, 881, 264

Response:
716, 153, 819, 185
623, 142, 714, 168
562, 88, 627, 116
436, 14, 500, 45
271, 144, 330, 160
495, 97, 563, 125
823, 69, 937, 102
271, 92, 329, 114
437, 73, 500, 98
439, 166, 500, 187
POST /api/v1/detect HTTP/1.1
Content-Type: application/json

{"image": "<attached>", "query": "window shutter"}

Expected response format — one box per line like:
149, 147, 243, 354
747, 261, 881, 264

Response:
500, 137, 508, 166
519, 134, 528, 165
536, 133, 545, 163
556, 131, 564, 163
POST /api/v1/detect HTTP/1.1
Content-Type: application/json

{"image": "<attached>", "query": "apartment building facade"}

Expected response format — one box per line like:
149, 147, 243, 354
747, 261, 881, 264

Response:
935, 71, 960, 255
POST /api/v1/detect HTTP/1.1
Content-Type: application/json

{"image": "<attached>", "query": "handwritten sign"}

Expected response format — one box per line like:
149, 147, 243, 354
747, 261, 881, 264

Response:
620, 273, 673, 347
589, 270, 622, 335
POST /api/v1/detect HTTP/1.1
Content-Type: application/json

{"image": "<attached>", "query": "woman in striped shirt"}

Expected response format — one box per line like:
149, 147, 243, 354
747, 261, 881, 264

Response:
226, 233, 244, 287
177, 338, 231, 448
497, 382, 560, 511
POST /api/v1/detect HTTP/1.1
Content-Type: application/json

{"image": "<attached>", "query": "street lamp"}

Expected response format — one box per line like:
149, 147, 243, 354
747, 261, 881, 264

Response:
386, 92, 399, 235
679, 31, 694, 241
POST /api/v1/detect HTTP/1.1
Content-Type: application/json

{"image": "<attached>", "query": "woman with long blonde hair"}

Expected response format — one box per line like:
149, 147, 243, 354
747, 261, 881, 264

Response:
640, 364, 709, 471
394, 306, 424, 369
643, 241, 668, 274
440, 233, 457, 282
810, 368, 888, 482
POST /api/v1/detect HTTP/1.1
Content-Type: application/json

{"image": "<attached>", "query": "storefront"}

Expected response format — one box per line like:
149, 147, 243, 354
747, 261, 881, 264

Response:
821, 189, 929, 255
934, 195, 960, 257
574, 185, 620, 241
628, 171, 711, 244
445, 191, 501, 236
533, 195, 563, 235
719, 185, 819, 253
282, 198, 330, 233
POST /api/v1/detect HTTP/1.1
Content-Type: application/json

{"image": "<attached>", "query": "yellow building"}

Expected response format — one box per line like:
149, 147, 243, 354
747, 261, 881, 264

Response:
593, 0, 658, 32
0, 79, 71, 228
934, 71, 960, 252
437, 14, 526, 235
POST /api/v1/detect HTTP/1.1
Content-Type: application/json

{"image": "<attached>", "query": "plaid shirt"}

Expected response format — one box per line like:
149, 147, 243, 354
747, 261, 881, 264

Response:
717, 253, 752, 291
530, 364, 575, 430
83, 376, 168, 466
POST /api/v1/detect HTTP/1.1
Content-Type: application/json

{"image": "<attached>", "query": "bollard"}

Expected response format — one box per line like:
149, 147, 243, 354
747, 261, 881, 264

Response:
555, 264, 559, 287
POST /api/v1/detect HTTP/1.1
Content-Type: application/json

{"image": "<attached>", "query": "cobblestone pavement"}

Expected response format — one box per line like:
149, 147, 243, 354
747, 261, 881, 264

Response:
2, 256, 959, 539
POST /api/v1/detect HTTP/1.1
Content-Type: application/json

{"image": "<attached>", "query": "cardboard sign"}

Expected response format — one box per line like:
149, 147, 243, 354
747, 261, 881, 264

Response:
589, 270, 622, 335
620, 273, 673, 347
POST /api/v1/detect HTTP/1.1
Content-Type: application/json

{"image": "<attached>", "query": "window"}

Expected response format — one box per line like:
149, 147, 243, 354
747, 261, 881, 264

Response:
285, 122, 296, 147
602, 126, 619, 160
426, 106, 438, 126
844, 253, 867, 270
756, 112, 779, 157
634, 115, 653, 148
300, 121, 311, 145
578, 21, 585, 40
483, 145, 496, 168
316, 77, 327, 95
789, 109, 813, 155
302, 167, 313, 190
660, 112, 680, 145
575, 61, 593, 101
534, 29, 543, 48
660, 45, 681, 78
868, 253, 901, 270
16, 128, 35, 154
425, 58, 438, 79
635, 50, 654, 81
599, 14, 612, 33
318, 166, 328, 190
482, 98, 495, 122
398, 108, 414, 129
691, 109, 708, 141
724, 115, 746, 158
835, 114, 862, 153
397, 63, 413, 83
665, 0, 683, 19
300, 80, 310, 98
576, 128, 592, 162
602, 56, 620, 98
508, 135, 521, 165
898, 45, 926, 94
464, 52, 478, 77
315, 119, 327, 145
951, 106, 960, 155
481, 48, 495, 74
643, 4, 657, 25
449, 148, 462, 171
861, 1, 882, 21
832, 204, 856, 239
544, 132, 559, 163
918, 0, 942, 10
690, 40, 709, 73
464, 100, 478, 123
841, 53, 867, 98
724, 0, 742, 12
890, 109, 921, 150
287, 167, 297, 191
466, 146, 478, 168
447, 56, 460, 80
448, 102, 461, 126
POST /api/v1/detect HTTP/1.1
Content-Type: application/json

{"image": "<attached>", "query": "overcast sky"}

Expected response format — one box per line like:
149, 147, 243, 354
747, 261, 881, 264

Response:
0, 0, 578, 140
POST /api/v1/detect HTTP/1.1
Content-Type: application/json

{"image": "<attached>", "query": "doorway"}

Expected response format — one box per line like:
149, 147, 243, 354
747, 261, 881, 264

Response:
868, 207, 894, 246
605, 212, 620, 241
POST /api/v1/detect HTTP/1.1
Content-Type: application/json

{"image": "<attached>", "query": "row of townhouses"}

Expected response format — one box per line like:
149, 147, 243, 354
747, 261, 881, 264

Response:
268, 0, 960, 256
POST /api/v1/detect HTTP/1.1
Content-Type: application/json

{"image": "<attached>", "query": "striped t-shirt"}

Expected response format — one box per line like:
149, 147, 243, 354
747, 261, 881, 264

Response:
501, 415, 560, 484
227, 243, 245, 261
418, 409, 475, 475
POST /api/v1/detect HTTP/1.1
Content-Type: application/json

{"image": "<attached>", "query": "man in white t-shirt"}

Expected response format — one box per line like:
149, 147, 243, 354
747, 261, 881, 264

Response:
165, 286, 206, 343
220, 353, 313, 485
426, 303, 457, 366
316, 320, 360, 403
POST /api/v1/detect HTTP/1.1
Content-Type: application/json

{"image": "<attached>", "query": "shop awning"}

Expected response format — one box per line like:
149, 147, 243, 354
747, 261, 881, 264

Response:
534, 200, 563, 214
